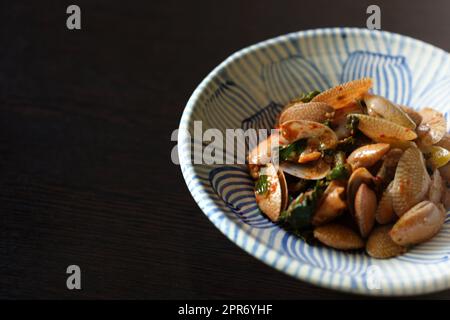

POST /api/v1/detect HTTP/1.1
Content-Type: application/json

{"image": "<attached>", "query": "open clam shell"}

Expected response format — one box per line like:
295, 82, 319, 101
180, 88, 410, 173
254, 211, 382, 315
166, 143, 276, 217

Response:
391, 147, 431, 216
351, 114, 417, 142
279, 120, 338, 149
278, 169, 289, 211
279, 102, 334, 125
364, 94, 416, 129
400, 105, 423, 126
254, 163, 284, 222
332, 103, 364, 139
279, 160, 330, 180
417, 107, 446, 146
311, 78, 373, 109
312, 181, 346, 226
248, 133, 279, 165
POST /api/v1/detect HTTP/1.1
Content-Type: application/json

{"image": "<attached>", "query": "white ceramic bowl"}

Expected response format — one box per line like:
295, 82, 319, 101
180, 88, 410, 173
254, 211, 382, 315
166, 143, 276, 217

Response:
179, 28, 450, 296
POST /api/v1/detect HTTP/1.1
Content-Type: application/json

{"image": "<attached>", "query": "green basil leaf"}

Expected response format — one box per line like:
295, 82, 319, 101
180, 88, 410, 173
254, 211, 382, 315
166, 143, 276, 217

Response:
279, 140, 307, 161
298, 90, 321, 103
327, 164, 350, 180
255, 175, 269, 195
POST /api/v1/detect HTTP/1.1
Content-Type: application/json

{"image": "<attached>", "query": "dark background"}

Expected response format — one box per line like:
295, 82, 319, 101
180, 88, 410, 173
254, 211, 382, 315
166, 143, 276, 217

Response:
1, 0, 450, 299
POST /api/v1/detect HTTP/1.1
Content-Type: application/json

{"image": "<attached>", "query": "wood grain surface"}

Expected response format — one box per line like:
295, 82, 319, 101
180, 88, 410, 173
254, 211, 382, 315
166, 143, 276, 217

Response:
1, 0, 450, 299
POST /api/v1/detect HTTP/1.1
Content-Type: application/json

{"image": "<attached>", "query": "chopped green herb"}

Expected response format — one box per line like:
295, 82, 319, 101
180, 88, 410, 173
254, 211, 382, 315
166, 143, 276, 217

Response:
299, 90, 321, 103
280, 181, 326, 230
288, 90, 321, 105
325, 151, 350, 180
327, 164, 350, 180
279, 140, 307, 161
279, 209, 290, 221
255, 175, 270, 195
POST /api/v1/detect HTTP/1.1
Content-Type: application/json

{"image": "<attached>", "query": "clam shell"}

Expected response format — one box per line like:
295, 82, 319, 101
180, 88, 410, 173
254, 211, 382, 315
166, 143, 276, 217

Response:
347, 167, 374, 216
400, 105, 423, 126
312, 181, 346, 226
279, 120, 338, 149
364, 94, 416, 129
314, 223, 365, 250
439, 163, 450, 184
332, 103, 364, 139
255, 163, 283, 222
248, 134, 279, 165
366, 225, 407, 259
442, 187, 450, 210
278, 170, 289, 211
351, 114, 417, 142
354, 183, 377, 238
390, 201, 446, 246
380, 139, 417, 151
417, 107, 446, 146
428, 169, 443, 205
391, 147, 431, 216
279, 102, 334, 125
279, 160, 330, 180
311, 78, 373, 109
375, 181, 395, 224
436, 133, 450, 151
347, 143, 390, 170
376, 148, 403, 186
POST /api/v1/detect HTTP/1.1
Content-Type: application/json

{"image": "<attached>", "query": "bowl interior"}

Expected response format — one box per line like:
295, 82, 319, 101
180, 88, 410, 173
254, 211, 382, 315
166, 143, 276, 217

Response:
179, 28, 450, 295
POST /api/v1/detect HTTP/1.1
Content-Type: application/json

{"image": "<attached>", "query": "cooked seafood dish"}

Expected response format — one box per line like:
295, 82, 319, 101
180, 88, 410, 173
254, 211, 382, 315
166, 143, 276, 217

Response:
248, 78, 450, 259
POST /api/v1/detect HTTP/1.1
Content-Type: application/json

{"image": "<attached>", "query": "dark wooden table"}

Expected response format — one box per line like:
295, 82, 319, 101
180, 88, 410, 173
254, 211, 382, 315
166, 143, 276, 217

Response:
1, 0, 450, 299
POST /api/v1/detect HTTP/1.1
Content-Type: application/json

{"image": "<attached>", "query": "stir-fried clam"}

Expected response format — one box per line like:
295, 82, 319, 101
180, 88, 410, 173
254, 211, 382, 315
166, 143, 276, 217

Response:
347, 143, 390, 170
350, 114, 417, 142
375, 181, 395, 225
248, 77, 449, 258
278, 102, 334, 125
417, 107, 447, 146
253, 163, 287, 222
366, 225, 406, 259
390, 201, 446, 246
391, 147, 431, 216
311, 78, 373, 109
364, 94, 416, 129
